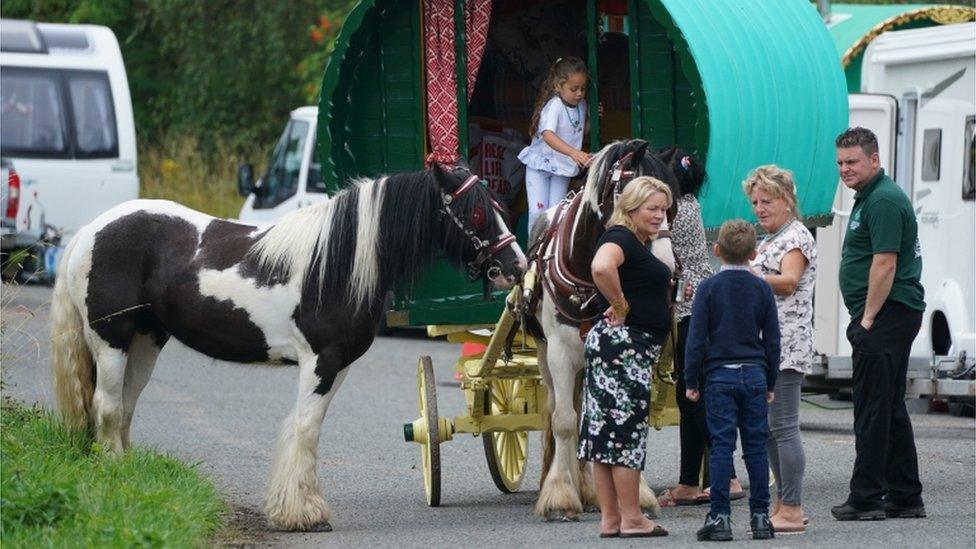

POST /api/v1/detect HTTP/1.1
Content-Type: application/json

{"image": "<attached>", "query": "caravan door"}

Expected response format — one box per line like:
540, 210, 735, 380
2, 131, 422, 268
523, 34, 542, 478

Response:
814, 93, 897, 361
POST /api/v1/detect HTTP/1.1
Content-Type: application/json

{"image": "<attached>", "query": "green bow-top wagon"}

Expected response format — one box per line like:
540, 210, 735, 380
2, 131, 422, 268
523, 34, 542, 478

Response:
313, 0, 847, 507
316, 0, 847, 328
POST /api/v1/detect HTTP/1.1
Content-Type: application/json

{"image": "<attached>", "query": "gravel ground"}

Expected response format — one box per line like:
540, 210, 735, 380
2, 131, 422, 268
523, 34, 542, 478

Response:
3, 283, 974, 548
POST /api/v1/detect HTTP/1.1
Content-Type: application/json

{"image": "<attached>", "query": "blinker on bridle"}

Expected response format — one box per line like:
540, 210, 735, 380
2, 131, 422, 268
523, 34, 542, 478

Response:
440, 173, 516, 282
598, 150, 638, 216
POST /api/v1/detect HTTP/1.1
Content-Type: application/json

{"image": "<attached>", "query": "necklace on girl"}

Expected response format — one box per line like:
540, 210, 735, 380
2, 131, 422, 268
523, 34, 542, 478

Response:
564, 103, 581, 130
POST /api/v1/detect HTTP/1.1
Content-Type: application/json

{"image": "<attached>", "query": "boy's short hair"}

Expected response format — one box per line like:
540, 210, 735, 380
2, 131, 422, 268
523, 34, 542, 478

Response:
717, 220, 756, 264
835, 127, 879, 156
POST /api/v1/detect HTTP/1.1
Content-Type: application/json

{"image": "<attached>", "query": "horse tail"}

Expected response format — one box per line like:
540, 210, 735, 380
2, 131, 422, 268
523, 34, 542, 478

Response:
51, 235, 95, 433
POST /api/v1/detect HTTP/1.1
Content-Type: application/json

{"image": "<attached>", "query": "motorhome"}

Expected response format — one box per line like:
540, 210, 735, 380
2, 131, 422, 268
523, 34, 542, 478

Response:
814, 22, 976, 399
0, 19, 138, 240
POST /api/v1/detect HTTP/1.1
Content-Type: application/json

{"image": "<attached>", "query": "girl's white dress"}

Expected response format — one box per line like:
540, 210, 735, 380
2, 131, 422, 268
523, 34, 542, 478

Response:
518, 96, 587, 177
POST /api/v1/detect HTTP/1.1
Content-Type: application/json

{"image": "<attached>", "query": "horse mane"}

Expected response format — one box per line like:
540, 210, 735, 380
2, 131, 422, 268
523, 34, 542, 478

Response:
581, 141, 622, 215
580, 140, 680, 218
246, 171, 444, 313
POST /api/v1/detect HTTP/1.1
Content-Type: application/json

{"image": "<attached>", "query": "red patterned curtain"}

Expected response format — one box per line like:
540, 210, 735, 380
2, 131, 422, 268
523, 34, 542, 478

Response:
424, 0, 492, 165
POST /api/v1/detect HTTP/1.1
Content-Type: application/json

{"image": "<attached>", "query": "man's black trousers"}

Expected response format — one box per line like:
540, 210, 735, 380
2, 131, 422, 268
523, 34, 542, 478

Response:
846, 299, 924, 510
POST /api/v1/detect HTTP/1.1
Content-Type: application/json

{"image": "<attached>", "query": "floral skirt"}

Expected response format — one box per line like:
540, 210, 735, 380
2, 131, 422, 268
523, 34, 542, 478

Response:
577, 320, 662, 470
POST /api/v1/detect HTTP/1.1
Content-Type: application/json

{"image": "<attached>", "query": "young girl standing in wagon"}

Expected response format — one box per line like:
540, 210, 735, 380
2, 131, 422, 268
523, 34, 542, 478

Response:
518, 56, 593, 231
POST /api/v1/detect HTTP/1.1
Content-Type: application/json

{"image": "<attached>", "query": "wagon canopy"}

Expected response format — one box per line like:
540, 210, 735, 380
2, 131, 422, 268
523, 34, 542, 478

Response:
318, 0, 847, 231
826, 3, 976, 92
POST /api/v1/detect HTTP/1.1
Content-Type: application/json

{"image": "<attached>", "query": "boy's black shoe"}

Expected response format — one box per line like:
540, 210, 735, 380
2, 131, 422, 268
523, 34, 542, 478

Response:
831, 502, 886, 521
750, 513, 775, 540
884, 501, 927, 519
697, 513, 733, 542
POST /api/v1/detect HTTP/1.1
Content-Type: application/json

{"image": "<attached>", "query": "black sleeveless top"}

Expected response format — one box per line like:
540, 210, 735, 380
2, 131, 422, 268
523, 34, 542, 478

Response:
595, 226, 672, 342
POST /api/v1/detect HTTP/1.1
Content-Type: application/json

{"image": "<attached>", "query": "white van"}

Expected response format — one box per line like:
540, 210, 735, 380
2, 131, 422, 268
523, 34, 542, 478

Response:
237, 106, 329, 225
814, 23, 976, 398
0, 19, 138, 238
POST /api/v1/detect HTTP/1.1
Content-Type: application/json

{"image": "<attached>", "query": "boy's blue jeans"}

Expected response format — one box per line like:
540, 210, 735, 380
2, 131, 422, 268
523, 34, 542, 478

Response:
705, 364, 770, 516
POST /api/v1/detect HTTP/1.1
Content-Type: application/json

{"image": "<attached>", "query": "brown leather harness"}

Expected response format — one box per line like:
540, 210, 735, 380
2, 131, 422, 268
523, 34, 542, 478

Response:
528, 153, 640, 334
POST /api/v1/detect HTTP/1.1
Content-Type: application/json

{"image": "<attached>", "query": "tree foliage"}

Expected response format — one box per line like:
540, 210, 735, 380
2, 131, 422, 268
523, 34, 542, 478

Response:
1, 0, 351, 152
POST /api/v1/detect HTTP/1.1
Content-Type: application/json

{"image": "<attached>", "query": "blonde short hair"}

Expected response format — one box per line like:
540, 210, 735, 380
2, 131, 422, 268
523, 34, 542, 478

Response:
742, 164, 801, 217
716, 219, 757, 264
606, 176, 673, 232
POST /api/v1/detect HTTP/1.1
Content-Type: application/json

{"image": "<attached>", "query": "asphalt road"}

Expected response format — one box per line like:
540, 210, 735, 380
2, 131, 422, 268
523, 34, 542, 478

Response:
3, 283, 974, 548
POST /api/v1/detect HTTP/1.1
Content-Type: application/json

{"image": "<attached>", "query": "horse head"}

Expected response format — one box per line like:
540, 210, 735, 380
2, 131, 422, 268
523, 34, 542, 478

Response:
431, 163, 527, 292
583, 139, 680, 221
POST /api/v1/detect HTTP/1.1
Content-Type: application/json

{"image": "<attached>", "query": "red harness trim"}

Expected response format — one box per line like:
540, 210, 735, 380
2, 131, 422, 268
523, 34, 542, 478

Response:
452, 174, 481, 199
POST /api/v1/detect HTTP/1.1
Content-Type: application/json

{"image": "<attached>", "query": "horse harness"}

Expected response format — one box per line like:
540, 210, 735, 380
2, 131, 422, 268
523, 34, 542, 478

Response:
527, 153, 640, 335
439, 174, 517, 282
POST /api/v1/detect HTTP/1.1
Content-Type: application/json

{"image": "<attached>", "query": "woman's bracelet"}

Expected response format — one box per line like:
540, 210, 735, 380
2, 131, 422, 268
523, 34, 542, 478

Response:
609, 297, 630, 317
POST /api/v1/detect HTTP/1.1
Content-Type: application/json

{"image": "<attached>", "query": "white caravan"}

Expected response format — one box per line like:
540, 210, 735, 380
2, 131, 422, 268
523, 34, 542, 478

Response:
237, 106, 329, 225
0, 19, 139, 238
814, 23, 976, 398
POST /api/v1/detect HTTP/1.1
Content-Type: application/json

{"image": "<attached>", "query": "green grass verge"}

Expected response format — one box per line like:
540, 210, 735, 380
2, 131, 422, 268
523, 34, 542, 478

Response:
1, 401, 225, 547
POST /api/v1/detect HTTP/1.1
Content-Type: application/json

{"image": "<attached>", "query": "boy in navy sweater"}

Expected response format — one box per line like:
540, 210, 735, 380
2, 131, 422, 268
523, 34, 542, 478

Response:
685, 219, 781, 541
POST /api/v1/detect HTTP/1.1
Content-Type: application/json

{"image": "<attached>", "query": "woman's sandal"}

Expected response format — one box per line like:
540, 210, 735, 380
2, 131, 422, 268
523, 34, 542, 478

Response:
658, 488, 700, 507
696, 487, 745, 503
620, 524, 669, 538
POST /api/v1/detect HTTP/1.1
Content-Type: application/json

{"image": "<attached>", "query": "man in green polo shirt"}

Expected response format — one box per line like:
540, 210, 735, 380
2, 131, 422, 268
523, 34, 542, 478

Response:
831, 127, 927, 522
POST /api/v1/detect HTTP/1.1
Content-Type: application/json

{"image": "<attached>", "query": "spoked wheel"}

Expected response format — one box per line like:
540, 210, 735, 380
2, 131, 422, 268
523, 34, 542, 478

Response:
417, 356, 441, 506
483, 378, 528, 493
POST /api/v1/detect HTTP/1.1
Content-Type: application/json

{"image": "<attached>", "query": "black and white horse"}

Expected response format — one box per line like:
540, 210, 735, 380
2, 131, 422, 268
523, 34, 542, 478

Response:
531, 139, 680, 520
50, 164, 527, 531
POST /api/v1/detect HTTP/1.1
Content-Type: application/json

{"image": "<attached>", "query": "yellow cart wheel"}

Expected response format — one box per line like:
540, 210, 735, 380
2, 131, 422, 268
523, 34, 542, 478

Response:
483, 378, 528, 493
417, 356, 441, 506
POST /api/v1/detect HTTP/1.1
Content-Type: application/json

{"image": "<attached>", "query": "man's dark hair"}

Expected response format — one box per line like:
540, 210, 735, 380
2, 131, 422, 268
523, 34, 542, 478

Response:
835, 127, 879, 156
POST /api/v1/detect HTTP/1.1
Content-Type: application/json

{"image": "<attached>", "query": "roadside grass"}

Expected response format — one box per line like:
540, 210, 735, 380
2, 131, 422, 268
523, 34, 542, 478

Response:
1, 400, 225, 547
138, 137, 265, 219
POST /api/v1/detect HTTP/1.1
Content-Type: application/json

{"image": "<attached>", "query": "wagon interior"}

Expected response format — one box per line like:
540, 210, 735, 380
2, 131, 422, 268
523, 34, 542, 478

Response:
465, 0, 701, 234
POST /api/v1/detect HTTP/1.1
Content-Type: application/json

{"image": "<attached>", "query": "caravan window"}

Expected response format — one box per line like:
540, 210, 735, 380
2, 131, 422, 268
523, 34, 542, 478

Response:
0, 68, 69, 157
67, 72, 118, 158
965, 116, 975, 201
921, 129, 941, 181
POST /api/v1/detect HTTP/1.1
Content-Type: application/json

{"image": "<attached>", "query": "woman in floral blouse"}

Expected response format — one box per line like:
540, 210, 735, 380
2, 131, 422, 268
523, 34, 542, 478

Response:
744, 165, 817, 534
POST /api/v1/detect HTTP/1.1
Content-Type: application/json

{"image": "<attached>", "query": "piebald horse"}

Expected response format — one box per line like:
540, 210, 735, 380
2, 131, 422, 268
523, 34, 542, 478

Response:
50, 164, 527, 531
530, 139, 680, 520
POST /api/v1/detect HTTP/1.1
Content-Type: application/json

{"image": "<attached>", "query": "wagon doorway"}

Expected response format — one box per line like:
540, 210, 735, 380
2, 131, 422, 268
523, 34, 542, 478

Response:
465, 0, 698, 233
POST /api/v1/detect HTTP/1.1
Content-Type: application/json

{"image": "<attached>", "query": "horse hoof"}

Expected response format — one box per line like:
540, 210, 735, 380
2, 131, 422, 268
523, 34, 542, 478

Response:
545, 511, 581, 523
642, 509, 658, 520
308, 521, 333, 532
584, 505, 600, 513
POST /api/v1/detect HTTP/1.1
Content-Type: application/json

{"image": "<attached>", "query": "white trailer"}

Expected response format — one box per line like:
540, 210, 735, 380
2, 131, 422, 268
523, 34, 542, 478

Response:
813, 22, 976, 400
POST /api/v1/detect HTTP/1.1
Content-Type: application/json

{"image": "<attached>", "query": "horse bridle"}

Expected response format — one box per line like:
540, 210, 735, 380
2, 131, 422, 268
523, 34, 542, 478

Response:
440, 174, 517, 282
597, 151, 639, 217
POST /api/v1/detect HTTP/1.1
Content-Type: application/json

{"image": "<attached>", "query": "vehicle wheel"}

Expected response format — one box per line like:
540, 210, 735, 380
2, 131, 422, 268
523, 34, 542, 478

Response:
417, 356, 441, 506
483, 378, 528, 493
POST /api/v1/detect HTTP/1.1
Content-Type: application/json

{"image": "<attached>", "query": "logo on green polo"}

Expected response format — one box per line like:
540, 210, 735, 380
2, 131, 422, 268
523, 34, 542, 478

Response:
849, 208, 861, 232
